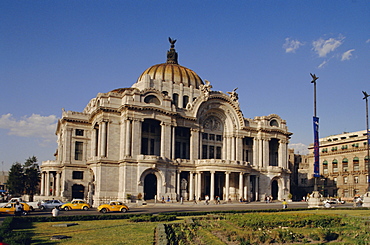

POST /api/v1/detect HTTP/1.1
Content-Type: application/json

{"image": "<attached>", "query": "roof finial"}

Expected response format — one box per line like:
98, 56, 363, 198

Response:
167, 37, 178, 64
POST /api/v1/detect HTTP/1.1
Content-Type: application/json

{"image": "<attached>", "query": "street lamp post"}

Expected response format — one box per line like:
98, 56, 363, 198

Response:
362, 91, 370, 207
311, 73, 320, 192
308, 73, 321, 208
362, 91, 370, 191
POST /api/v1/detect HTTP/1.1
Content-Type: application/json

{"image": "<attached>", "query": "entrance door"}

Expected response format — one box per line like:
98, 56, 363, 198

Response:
271, 180, 279, 200
72, 184, 85, 199
144, 173, 157, 200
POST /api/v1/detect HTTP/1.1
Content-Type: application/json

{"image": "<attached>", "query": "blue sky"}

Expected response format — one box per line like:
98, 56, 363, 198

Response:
1, 1, 369, 170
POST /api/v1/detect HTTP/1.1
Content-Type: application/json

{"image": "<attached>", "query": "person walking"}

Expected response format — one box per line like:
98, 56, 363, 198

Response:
14, 201, 23, 216
282, 199, 288, 209
52, 207, 59, 217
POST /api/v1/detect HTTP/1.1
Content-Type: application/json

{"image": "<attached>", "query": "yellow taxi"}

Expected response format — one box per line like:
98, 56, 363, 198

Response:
97, 201, 129, 213
60, 199, 91, 211
0, 202, 31, 215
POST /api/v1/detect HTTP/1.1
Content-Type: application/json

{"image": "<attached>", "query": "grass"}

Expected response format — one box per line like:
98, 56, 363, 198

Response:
12, 209, 370, 244
24, 219, 162, 244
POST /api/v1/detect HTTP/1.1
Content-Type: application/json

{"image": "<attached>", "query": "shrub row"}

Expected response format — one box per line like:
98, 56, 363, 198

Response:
0, 217, 32, 245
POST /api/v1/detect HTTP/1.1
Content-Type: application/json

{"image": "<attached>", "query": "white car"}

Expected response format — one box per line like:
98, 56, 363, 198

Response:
39, 199, 66, 210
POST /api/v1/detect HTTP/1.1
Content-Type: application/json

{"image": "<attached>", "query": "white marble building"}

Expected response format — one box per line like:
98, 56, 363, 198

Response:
41, 39, 292, 206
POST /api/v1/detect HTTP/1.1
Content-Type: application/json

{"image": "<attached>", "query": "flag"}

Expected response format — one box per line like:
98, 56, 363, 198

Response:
313, 116, 320, 177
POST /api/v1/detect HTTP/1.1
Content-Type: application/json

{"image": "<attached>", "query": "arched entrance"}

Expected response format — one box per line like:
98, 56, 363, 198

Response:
144, 173, 157, 200
72, 184, 85, 199
271, 180, 279, 200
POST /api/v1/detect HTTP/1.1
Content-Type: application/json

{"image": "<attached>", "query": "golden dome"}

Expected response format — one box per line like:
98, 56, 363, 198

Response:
137, 38, 203, 89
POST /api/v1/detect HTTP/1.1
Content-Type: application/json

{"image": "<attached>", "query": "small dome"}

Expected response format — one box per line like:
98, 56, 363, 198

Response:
137, 38, 204, 89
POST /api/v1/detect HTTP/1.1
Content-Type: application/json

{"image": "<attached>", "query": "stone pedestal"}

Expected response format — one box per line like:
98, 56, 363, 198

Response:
307, 191, 322, 208
362, 192, 370, 207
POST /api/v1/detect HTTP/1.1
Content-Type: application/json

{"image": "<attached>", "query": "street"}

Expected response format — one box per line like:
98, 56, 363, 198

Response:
17, 200, 354, 218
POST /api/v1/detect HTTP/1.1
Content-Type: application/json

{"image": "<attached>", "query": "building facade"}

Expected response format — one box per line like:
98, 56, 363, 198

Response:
41, 40, 292, 206
307, 130, 369, 199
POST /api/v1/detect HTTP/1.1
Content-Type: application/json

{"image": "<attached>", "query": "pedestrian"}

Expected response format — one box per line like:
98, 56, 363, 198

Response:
180, 196, 183, 204
161, 196, 165, 203
217, 196, 221, 204
167, 196, 170, 203
14, 201, 23, 216
205, 195, 209, 205
193, 196, 197, 204
282, 199, 287, 209
52, 207, 59, 217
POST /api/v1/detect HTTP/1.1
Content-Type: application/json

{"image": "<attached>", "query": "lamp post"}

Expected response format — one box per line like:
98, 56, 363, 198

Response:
363, 91, 370, 191
311, 73, 320, 192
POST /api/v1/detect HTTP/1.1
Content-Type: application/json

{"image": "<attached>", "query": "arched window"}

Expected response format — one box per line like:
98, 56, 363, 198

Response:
183, 95, 189, 108
269, 119, 279, 127
353, 157, 360, 171
202, 116, 223, 159
144, 95, 160, 105
342, 158, 348, 172
332, 159, 338, 173
173, 93, 179, 107
323, 160, 328, 174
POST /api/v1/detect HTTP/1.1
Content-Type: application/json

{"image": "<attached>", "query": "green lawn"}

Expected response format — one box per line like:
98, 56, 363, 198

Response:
13, 209, 370, 244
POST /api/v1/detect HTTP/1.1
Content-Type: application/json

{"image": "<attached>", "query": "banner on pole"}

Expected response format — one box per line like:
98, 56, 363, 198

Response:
313, 116, 320, 177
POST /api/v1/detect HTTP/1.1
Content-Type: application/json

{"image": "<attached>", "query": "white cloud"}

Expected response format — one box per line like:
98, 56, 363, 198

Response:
312, 36, 344, 57
0, 114, 58, 143
318, 60, 328, 69
289, 143, 309, 155
283, 38, 304, 53
341, 49, 355, 61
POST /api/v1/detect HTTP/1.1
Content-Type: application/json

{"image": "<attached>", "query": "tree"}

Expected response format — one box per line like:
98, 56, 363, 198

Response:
7, 162, 24, 196
23, 156, 41, 201
6, 156, 41, 201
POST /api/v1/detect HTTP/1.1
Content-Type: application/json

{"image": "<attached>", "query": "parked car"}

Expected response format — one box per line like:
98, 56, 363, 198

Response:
60, 199, 91, 211
8, 197, 40, 211
97, 201, 129, 213
323, 198, 345, 205
0, 202, 30, 216
39, 199, 66, 210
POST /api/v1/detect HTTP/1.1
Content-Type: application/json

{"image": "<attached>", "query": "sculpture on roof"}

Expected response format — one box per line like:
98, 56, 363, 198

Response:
200, 80, 212, 100
227, 87, 239, 102
167, 37, 178, 64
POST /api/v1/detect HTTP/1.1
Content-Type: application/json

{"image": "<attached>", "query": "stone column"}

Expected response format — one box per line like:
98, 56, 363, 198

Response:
278, 139, 284, 168
210, 171, 215, 200
263, 139, 269, 167
255, 176, 259, 201
100, 121, 107, 157
190, 128, 199, 160
189, 172, 194, 201
245, 174, 250, 201
231, 136, 236, 160
63, 128, 73, 163
55, 171, 61, 197
46, 171, 50, 196
259, 138, 263, 167
125, 119, 131, 157
253, 138, 258, 166
160, 122, 166, 158
225, 171, 230, 201
176, 171, 181, 197
236, 136, 243, 161
171, 126, 175, 159
40, 172, 45, 196
239, 172, 244, 200
131, 119, 141, 156
197, 172, 202, 199
119, 119, 126, 159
